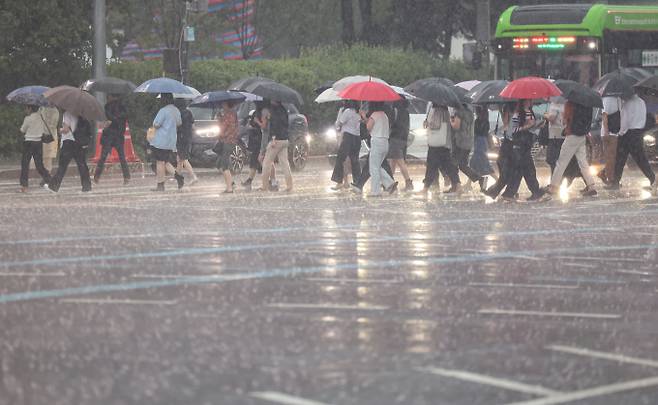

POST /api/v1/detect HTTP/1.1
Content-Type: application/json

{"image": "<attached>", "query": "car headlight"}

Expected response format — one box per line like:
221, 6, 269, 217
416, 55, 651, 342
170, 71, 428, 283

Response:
305, 134, 312, 144
196, 126, 220, 137
324, 128, 337, 142
644, 134, 656, 147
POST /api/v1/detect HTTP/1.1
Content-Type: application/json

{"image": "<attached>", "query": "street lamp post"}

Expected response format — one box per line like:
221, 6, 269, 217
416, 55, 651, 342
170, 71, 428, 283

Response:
93, 0, 107, 105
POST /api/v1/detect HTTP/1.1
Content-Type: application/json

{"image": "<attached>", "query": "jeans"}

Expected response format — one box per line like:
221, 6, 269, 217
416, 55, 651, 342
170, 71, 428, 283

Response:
453, 147, 481, 182
354, 155, 393, 189
20, 141, 51, 187
262, 139, 292, 190
424, 146, 460, 189
50, 140, 92, 192
486, 139, 514, 198
369, 137, 394, 194
502, 145, 540, 198
614, 129, 655, 185
94, 139, 130, 180
550, 135, 595, 188
331, 134, 361, 184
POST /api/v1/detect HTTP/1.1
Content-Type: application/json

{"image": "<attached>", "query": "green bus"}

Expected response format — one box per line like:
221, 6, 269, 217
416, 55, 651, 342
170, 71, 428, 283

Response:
492, 3, 658, 85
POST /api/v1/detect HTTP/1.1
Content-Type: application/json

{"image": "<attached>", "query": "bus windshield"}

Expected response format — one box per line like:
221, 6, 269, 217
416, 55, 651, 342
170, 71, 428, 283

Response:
498, 52, 599, 85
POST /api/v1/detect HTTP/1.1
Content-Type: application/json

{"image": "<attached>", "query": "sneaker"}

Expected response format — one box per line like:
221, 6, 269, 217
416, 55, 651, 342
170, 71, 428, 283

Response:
351, 183, 363, 194
39, 179, 47, 187
501, 195, 517, 203
404, 180, 414, 192
581, 186, 598, 197
443, 183, 462, 194
151, 182, 165, 192
222, 189, 234, 194
386, 181, 399, 194
123, 178, 130, 186
174, 173, 185, 189
331, 184, 344, 191
526, 190, 546, 202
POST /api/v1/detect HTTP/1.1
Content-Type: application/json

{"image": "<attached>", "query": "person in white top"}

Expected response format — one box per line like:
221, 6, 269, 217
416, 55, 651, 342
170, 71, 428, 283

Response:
48, 110, 92, 193
361, 102, 396, 196
330, 101, 362, 189
18, 105, 52, 192
608, 95, 655, 190
421, 103, 460, 194
599, 96, 621, 184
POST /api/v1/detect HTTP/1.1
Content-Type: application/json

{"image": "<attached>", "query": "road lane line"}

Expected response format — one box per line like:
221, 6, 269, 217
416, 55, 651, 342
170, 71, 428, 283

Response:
546, 345, 658, 368
468, 283, 578, 290
59, 298, 177, 305
478, 309, 621, 319
0, 272, 65, 277
617, 270, 654, 276
418, 367, 561, 396
304, 278, 401, 284
507, 376, 658, 405
249, 391, 332, 405
266, 303, 388, 311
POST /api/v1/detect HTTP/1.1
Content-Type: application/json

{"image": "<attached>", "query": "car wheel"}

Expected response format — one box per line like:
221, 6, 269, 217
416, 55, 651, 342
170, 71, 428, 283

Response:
289, 138, 308, 171
229, 144, 247, 175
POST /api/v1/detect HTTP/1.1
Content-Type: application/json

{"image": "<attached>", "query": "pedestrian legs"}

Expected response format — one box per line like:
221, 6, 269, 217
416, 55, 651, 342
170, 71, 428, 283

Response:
601, 134, 618, 183
550, 136, 594, 188
369, 137, 393, 195
262, 140, 292, 191
49, 140, 89, 192
614, 129, 655, 185
453, 147, 481, 183
20, 141, 51, 189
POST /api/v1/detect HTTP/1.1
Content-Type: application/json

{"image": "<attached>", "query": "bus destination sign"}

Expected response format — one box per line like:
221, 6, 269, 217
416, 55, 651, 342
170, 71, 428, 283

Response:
512, 36, 576, 50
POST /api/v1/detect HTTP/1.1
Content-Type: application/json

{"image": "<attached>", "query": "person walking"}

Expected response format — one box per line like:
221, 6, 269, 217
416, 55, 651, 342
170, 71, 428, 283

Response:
216, 100, 239, 193
421, 103, 460, 194
175, 99, 198, 186
39, 105, 59, 182
544, 98, 582, 186
469, 106, 495, 188
608, 94, 656, 190
254, 100, 279, 191
48, 110, 92, 193
545, 100, 598, 197
451, 104, 486, 191
484, 103, 516, 199
361, 102, 396, 196
261, 100, 293, 192
351, 106, 394, 193
331, 100, 361, 189
18, 105, 52, 192
150, 93, 183, 192
598, 95, 621, 185
93, 94, 130, 185
242, 105, 264, 190
388, 99, 413, 191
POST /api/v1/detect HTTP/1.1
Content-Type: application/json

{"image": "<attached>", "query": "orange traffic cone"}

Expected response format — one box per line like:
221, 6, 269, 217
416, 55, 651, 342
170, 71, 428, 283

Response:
91, 123, 141, 163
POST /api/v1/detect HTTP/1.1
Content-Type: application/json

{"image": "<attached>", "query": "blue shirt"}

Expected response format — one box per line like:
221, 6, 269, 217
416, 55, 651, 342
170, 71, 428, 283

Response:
151, 104, 182, 150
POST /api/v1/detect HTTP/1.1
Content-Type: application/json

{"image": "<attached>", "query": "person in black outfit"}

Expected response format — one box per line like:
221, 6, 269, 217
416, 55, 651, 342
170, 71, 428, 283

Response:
49, 111, 92, 193
388, 99, 413, 191
175, 99, 198, 185
93, 94, 130, 185
484, 103, 516, 199
331, 100, 362, 188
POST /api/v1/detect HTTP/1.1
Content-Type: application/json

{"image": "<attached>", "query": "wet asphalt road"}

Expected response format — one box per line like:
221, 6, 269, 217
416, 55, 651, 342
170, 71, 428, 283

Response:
0, 159, 657, 405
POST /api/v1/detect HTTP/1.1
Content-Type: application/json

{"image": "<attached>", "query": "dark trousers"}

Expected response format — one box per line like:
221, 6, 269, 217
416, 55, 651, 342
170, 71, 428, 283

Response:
486, 139, 514, 198
331, 134, 361, 183
20, 141, 51, 187
94, 138, 130, 180
502, 145, 541, 198
453, 147, 481, 182
354, 154, 393, 189
50, 140, 92, 192
614, 129, 656, 185
423, 146, 460, 188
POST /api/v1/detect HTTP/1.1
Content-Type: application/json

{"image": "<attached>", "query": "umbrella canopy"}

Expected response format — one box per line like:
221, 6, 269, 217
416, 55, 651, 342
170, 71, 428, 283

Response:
81, 77, 136, 94
404, 77, 455, 96
332, 75, 388, 92
314, 80, 335, 95
456, 80, 481, 91
44, 86, 106, 121
6, 85, 50, 106
404, 80, 461, 108
228, 76, 275, 91
315, 86, 414, 104
554, 80, 603, 108
466, 80, 511, 105
592, 68, 650, 99
134, 78, 193, 95
173, 86, 201, 100
339, 81, 401, 102
634, 75, 658, 104
234, 91, 263, 102
190, 91, 247, 108
500, 76, 561, 99
245, 81, 304, 105
452, 85, 471, 104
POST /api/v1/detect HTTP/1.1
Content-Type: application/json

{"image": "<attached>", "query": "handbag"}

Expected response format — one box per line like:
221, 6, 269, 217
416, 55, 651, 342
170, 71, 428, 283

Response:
39, 113, 55, 144
146, 127, 156, 142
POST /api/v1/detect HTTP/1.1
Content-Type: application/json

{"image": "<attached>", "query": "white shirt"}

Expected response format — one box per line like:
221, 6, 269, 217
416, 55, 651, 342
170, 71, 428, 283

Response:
20, 112, 46, 142
602, 96, 620, 115
61, 111, 78, 145
369, 111, 389, 139
335, 107, 360, 136
619, 95, 646, 136
547, 102, 565, 139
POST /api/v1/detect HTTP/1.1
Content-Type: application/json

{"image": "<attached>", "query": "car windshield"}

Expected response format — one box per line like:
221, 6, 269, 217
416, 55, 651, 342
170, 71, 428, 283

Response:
189, 106, 217, 121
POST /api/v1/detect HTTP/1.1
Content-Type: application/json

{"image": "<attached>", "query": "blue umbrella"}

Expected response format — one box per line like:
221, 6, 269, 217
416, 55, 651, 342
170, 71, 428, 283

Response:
6, 86, 51, 106
133, 78, 193, 95
190, 91, 247, 108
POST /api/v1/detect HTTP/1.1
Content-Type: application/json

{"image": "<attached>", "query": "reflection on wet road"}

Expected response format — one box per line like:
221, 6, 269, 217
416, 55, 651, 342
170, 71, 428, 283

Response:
0, 161, 657, 404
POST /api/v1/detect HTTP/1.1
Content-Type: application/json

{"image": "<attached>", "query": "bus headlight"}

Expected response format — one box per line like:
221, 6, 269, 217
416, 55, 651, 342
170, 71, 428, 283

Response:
644, 134, 656, 147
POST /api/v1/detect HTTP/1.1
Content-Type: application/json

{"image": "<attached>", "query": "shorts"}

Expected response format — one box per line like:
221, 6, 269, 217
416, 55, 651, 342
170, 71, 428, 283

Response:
387, 138, 406, 159
249, 150, 262, 171
215, 142, 235, 172
151, 146, 175, 163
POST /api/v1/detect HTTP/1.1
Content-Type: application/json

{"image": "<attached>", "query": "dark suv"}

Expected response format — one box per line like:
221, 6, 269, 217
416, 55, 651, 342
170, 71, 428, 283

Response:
188, 102, 310, 173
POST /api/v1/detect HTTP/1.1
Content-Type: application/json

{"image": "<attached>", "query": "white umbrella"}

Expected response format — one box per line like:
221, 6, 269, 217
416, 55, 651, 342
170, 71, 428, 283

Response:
332, 75, 388, 92
456, 80, 481, 91
315, 85, 413, 104
157, 85, 201, 100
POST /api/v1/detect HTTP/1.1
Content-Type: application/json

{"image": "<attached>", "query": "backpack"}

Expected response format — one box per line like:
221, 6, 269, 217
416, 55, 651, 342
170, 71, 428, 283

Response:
569, 103, 592, 136
607, 111, 621, 134
73, 117, 93, 147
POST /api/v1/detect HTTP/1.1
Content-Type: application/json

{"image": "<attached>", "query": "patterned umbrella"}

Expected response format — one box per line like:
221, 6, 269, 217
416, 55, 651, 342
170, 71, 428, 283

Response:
6, 86, 51, 106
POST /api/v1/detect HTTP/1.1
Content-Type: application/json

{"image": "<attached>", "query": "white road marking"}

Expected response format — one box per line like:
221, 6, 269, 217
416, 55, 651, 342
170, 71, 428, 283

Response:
0, 272, 65, 277
561, 262, 597, 268
418, 367, 562, 396
59, 298, 177, 305
478, 309, 621, 319
305, 277, 401, 284
131, 274, 221, 279
266, 303, 388, 311
547, 345, 658, 368
507, 376, 658, 405
554, 255, 644, 263
250, 391, 332, 405
617, 269, 654, 276
468, 283, 578, 290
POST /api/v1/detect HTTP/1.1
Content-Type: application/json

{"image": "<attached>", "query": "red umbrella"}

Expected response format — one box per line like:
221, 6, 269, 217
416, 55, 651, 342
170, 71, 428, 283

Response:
499, 76, 561, 99
339, 81, 401, 102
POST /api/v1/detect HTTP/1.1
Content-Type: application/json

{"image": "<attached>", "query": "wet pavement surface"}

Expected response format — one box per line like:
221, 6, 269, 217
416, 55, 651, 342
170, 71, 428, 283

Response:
0, 159, 657, 405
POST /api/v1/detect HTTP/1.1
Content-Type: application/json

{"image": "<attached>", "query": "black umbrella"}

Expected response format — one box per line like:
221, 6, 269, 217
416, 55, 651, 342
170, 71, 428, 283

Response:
634, 75, 658, 104
554, 79, 603, 108
245, 81, 304, 106
228, 76, 275, 91
404, 77, 455, 95
81, 77, 136, 94
452, 85, 471, 104
466, 80, 511, 105
593, 72, 636, 98
404, 79, 461, 108
314, 80, 335, 95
